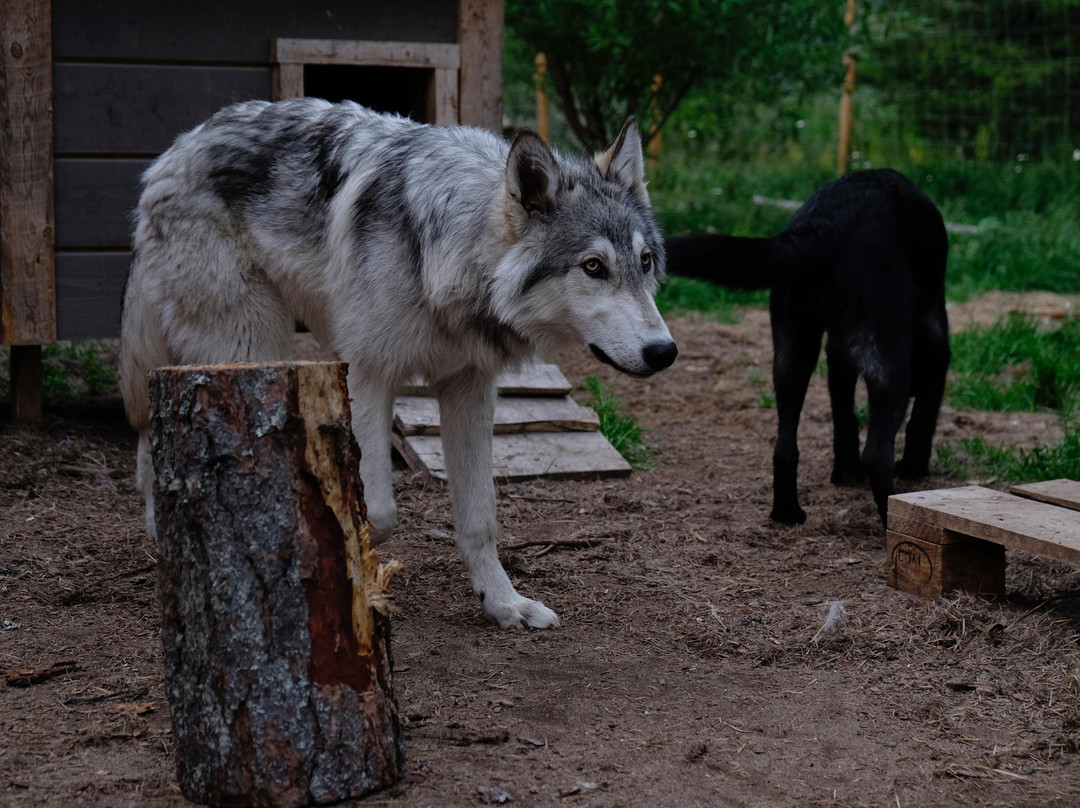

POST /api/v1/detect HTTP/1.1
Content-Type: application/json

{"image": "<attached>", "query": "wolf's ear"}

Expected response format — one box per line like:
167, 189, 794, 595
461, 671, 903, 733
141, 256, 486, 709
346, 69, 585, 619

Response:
595, 116, 649, 207
505, 130, 559, 233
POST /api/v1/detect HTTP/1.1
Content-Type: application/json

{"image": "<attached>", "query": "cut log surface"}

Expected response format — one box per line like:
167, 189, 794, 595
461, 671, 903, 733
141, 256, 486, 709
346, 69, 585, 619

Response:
889, 485, 1080, 566
149, 361, 404, 808
394, 394, 600, 436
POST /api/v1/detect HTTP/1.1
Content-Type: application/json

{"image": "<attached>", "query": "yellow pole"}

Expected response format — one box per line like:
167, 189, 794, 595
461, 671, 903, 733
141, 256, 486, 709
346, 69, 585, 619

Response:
648, 73, 663, 176
535, 52, 549, 142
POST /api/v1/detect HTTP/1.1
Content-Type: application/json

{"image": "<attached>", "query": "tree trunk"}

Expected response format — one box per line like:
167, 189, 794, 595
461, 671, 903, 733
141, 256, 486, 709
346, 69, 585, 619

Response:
148, 361, 405, 808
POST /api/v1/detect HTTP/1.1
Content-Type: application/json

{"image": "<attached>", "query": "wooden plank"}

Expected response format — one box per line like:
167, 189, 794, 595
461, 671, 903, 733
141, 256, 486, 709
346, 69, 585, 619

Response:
53, 63, 270, 155
273, 39, 460, 69
889, 486, 1080, 566
10, 346, 43, 421
52, 0, 457, 64
55, 252, 130, 340
394, 394, 599, 436
457, 0, 504, 131
431, 67, 459, 124
272, 63, 305, 101
394, 431, 631, 482
400, 361, 572, 397
887, 529, 1006, 599
0, 0, 56, 346
885, 514, 971, 545
1009, 479, 1080, 513
54, 158, 148, 248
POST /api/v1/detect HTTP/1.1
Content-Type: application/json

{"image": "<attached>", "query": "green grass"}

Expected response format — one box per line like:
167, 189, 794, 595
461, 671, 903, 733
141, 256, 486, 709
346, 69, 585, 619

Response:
947, 313, 1080, 416
935, 424, 1080, 484
934, 314, 1080, 482
0, 341, 118, 401
42, 342, 117, 398
579, 375, 654, 469
655, 277, 766, 323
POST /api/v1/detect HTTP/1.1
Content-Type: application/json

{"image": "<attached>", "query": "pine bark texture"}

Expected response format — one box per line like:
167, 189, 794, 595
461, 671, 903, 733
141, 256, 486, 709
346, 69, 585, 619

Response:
148, 361, 404, 807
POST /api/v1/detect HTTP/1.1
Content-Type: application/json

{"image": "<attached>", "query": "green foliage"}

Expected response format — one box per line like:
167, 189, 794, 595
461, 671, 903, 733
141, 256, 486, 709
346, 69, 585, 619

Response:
655, 277, 766, 323
747, 368, 775, 409
935, 424, 1080, 483
505, 0, 846, 150
948, 313, 1080, 415
579, 375, 654, 468
43, 342, 117, 399
859, 0, 1080, 162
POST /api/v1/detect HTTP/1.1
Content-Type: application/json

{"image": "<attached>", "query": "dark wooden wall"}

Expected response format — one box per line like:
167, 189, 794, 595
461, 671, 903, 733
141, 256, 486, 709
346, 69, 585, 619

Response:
51, 0, 459, 340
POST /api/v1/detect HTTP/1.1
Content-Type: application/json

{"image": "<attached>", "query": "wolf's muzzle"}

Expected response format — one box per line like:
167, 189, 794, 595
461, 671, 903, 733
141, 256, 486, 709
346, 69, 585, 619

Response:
589, 340, 678, 377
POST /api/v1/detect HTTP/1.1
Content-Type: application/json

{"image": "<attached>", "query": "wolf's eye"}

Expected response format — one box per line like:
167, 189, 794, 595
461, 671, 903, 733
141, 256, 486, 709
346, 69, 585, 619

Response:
582, 258, 604, 275
641, 252, 653, 271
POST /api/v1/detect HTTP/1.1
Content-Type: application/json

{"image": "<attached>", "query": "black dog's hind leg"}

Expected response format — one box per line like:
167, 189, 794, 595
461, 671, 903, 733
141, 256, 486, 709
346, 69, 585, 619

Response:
862, 365, 912, 527
896, 305, 950, 480
826, 333, 865, 486
769, 313, 823, 525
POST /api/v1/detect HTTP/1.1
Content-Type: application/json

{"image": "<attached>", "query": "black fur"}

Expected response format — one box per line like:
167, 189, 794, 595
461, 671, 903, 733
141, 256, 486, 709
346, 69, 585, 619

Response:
665, 169, 950, 527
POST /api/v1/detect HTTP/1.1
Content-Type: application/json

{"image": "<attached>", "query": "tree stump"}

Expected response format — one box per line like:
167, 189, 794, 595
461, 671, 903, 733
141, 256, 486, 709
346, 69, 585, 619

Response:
148, 361, 405, 807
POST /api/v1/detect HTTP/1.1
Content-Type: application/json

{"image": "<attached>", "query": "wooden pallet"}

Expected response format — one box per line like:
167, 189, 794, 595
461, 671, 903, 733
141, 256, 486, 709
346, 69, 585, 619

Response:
392, 361, 631, 482
886, 480, 1080, 598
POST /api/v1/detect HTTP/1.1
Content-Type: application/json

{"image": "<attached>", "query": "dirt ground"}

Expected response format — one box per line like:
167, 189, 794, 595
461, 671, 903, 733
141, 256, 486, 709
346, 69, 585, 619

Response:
4, 300, 1080, 808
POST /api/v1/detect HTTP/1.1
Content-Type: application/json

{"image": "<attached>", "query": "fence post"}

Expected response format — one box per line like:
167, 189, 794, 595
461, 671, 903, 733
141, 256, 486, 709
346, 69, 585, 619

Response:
535, 52, 549, 142
837, 0, 859, 177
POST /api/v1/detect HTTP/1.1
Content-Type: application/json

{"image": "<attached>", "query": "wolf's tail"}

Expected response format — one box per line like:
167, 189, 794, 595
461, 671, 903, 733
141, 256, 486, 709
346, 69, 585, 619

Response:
664, 221, 840, 291
118, 251, 170, 433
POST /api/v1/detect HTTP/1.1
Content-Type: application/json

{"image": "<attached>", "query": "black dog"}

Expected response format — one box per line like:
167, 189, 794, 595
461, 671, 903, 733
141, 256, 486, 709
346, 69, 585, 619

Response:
665, 169, 950, 527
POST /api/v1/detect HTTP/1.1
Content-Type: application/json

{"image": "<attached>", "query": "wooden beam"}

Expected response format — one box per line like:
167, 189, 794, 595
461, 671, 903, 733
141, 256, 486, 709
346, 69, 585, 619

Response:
10, 345, 43, 421
1, 0, 56, 346
272, 39, 460, 69
272, 63, 304, 101
886, 529, 1005, 599
431, 66, 459, 124
457, 0, 504, 131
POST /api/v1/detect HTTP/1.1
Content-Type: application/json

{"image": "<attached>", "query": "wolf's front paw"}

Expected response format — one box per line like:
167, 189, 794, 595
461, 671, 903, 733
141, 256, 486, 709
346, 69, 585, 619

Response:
482, 593, 561, 629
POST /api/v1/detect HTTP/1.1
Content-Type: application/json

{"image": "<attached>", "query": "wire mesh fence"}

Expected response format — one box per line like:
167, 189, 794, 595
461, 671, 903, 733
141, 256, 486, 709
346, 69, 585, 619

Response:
857, 0, 1078, 166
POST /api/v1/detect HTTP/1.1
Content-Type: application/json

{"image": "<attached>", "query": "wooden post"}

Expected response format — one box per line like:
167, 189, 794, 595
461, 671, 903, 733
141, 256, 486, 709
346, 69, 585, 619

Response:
648, 73, 663, 177
836, 0, 858, 177
458, 0, 505, 131
149, 361, 405, 807
1, 0, 56, 421
10, 346, 43, 421
535, 52, 549, 142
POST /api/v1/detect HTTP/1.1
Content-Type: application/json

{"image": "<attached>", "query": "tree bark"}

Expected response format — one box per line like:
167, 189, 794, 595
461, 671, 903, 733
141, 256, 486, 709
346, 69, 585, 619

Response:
149, 361, 405, 808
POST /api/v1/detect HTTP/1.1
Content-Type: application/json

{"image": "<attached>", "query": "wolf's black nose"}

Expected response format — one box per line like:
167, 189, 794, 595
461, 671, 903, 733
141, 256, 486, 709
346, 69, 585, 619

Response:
642, 340, 678, 371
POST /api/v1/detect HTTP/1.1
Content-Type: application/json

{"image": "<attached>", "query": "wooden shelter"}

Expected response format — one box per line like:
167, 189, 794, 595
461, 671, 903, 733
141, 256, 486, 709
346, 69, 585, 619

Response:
1, 0, 504, 419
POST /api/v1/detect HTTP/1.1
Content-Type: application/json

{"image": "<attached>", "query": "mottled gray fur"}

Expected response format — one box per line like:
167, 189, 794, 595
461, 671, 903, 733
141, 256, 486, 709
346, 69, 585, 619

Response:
120, 98, 677, 628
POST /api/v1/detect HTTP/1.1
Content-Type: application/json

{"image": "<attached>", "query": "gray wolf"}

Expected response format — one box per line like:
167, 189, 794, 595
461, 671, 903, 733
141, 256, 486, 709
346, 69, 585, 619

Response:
664, 169, 949, 527
120, 98, 677, 628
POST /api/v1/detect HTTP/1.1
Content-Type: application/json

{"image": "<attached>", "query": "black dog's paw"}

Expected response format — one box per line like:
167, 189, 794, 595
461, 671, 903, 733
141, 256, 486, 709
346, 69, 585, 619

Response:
830, 462, 866, 486
770, 504, 807, 525
894, 457, 929, 480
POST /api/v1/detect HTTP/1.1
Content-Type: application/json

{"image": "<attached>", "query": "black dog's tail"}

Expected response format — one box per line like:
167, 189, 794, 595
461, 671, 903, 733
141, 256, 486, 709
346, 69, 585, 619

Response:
664, 221, 841, 291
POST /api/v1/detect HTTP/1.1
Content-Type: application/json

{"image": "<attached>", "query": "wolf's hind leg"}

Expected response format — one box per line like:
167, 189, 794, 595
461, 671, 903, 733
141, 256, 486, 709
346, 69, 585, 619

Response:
136, 431, 157, 539
435, 368, 560, 629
